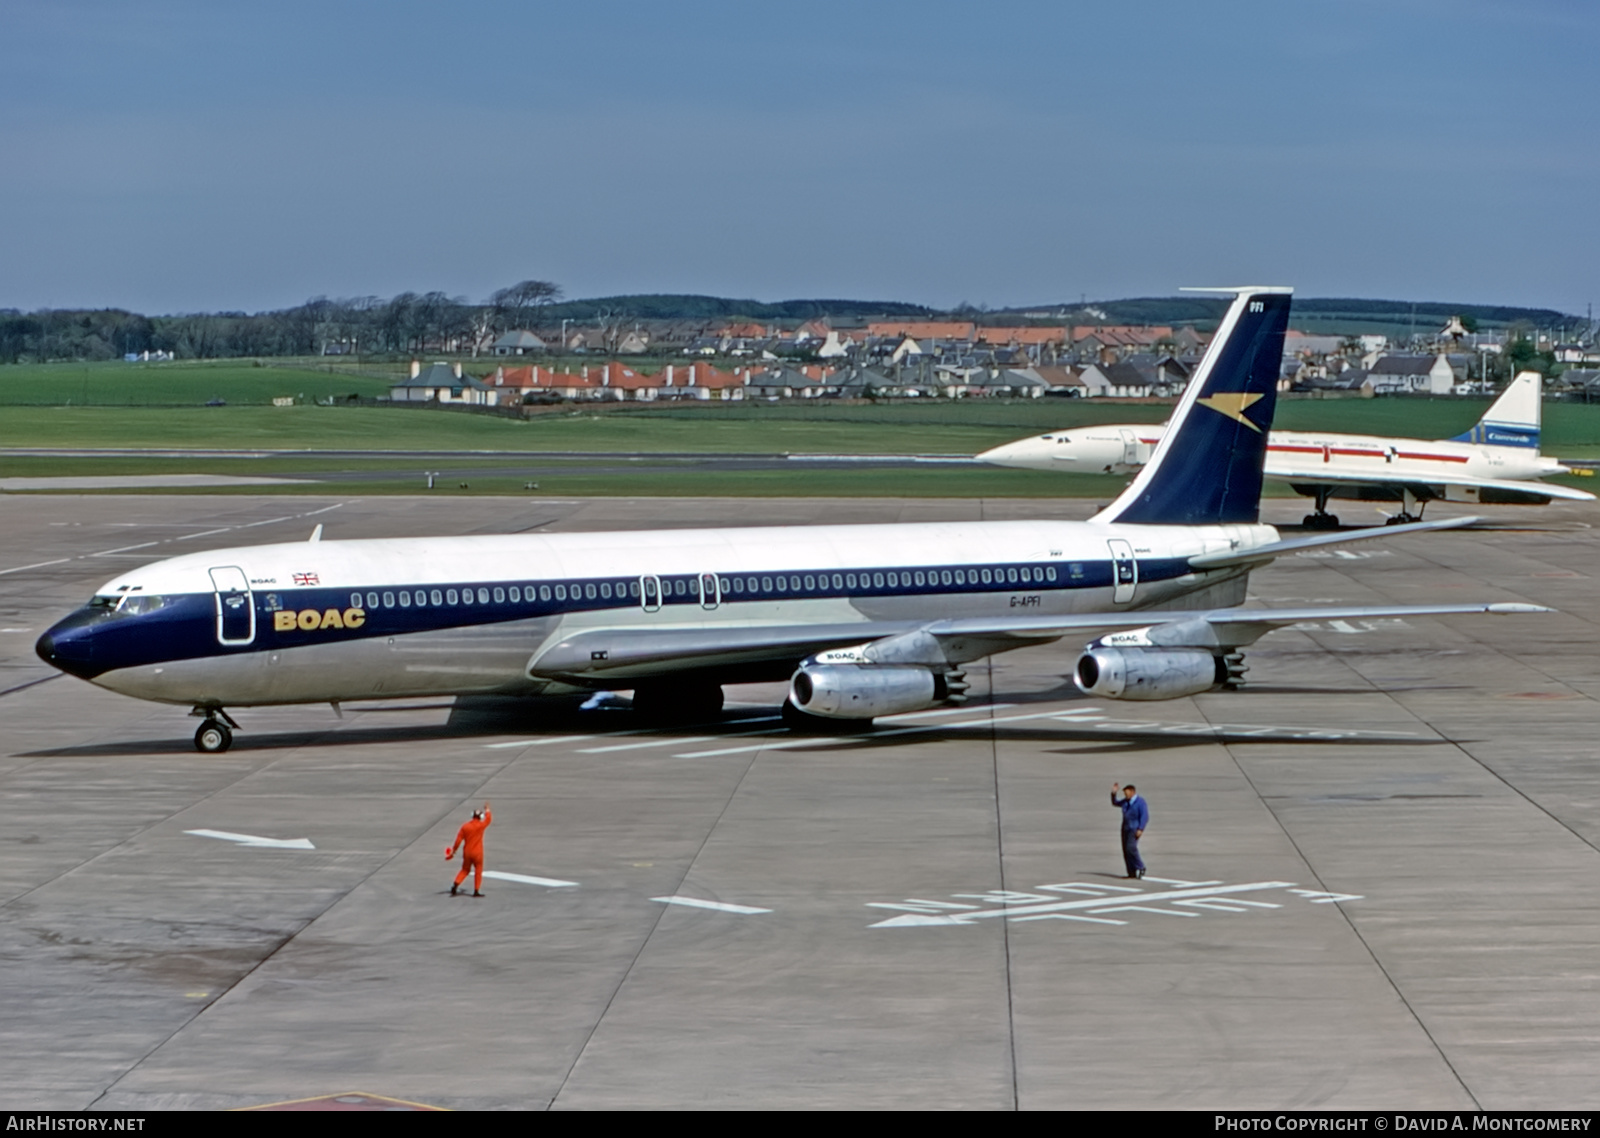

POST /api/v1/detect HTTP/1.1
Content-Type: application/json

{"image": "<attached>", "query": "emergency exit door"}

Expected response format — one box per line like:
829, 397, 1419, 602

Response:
1106, 540, 1138, 604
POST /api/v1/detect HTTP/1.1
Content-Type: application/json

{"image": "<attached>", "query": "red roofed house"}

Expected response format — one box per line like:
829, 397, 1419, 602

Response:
487, 365, 605, 400
867, 320, 976, 342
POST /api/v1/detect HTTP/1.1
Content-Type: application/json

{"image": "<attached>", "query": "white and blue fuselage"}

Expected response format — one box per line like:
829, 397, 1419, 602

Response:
39, 519, 1270, 707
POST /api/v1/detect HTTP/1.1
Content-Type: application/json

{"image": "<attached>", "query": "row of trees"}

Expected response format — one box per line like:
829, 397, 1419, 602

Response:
0, 280, 564, 364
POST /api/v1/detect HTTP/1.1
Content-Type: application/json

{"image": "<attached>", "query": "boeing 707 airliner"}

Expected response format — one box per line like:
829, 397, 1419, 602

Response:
36, 287, 1547, 752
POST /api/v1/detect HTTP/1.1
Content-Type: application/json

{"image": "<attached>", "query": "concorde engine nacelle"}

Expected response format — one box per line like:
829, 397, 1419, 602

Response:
1073, 645, 1237, 702
789, 662, 957, 720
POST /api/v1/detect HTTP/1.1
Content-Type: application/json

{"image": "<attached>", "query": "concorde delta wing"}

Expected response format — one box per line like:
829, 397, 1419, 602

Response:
1274, 466, 1597, 504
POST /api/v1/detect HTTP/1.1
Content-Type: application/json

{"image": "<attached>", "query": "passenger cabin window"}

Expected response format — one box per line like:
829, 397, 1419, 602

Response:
447, 589, 459, 604
399, 592, 412, 607
382, 592, 394, 607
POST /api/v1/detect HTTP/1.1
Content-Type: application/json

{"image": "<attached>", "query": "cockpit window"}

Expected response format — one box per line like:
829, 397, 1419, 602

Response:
117, 594, 168, 616
87, 595, 119, 610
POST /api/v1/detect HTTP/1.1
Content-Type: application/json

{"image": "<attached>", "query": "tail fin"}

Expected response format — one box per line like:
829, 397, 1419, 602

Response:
1450, 371, 1542, 449
1092, 287, 1291, 526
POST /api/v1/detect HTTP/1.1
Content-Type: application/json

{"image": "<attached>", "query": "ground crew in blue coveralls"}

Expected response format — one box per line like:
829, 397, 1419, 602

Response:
1112, 782, 1147, 879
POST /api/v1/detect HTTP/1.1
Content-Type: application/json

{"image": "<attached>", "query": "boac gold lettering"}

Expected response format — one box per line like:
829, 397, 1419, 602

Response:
277, 607, 367, 633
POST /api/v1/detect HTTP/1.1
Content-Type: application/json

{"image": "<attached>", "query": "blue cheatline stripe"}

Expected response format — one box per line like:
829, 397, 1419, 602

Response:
48, 556, 1198, 676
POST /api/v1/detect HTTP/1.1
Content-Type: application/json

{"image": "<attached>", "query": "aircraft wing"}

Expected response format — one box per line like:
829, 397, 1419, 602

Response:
925, 601, 1549, 650
1266, 462, 1596, 503
527, 600, 1549, 681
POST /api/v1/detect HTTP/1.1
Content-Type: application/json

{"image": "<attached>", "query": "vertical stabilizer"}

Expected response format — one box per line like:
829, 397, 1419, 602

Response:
1092, 287, 1292, 525
1451, 371, 1542, 449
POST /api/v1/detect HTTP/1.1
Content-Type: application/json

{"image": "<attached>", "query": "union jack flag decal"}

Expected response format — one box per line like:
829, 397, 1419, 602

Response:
292, 572, 319, 586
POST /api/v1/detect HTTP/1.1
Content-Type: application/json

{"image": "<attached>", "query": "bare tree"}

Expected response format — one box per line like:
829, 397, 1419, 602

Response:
489, 279, 563, 335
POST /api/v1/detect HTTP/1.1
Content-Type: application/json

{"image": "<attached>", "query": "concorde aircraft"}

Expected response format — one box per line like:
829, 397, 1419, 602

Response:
35, 287, 1548, 753
976, 371, 1594, 527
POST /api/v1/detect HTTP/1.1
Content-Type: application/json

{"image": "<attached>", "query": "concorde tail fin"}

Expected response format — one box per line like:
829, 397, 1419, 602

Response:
1092, 287, 1291, 526
1450, 370, 1542, 450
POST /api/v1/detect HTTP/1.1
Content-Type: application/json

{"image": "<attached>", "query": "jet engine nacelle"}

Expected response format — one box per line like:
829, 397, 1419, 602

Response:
789, 663, 944, 719
1073, 646, 1224, 701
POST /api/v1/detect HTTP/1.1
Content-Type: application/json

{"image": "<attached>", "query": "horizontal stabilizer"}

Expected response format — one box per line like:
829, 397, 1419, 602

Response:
1187, 515, 1480, 570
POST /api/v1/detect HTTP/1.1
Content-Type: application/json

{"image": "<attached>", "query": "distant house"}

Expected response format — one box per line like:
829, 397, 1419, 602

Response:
658, 361, 747, 400
1294, 368, 1375, 396
391, 362, 501, 405
866, 320, 976, 342
491, 330, 547, 355
616, 329, 650, 355
1077, 362, 1153, 399
817, 331, 856, 359
487, 365, 603, 400
1367, 353, 1458, 395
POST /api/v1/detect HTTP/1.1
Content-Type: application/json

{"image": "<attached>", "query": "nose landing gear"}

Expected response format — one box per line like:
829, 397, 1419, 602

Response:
190, 707, 240, 753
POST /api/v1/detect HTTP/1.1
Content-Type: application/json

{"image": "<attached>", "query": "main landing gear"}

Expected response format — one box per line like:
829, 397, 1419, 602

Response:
1302, 488, 1340, 529
191, 707, 240, 753
1384, 489, 1427, 526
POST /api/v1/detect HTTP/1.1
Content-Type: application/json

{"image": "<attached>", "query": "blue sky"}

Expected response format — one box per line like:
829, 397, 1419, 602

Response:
2, 1, 1594, 315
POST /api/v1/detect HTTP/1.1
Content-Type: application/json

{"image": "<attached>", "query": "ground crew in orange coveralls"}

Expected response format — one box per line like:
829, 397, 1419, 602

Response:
446, 801, 491, 897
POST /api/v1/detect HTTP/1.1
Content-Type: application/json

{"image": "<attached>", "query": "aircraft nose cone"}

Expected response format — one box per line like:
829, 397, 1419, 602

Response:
36, 617, 100, 680
976, 439, 1042, 468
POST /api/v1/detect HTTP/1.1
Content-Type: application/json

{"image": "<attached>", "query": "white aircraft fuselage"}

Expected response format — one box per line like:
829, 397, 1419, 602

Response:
976, 371, 1590, 519
43, 519, 1266, 708
982, 424, 1568, 483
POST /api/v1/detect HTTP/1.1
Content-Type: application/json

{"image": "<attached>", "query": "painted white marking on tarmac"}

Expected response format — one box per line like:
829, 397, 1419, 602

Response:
1037, 882, 1143, 896
878, 703, 1018, 723
652, 895, 772, 915
1010, 913, 1126, 926
484, 735, 595, 749
184, 829, 315, 850
868, 881, 1298, 927
1088, 905, 1199, 917
581, 736, 714, 753
866, 900, 981, 913
483, 870, 578, 888
1289, 888, 1365, 903
91, 541, 163, 557
0, 558, 71, 576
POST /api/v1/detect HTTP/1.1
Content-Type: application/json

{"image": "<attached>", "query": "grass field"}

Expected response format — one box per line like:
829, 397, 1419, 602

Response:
0, 360, 396, 406
4, 396, 1600, 453
4, 363, 1599, 497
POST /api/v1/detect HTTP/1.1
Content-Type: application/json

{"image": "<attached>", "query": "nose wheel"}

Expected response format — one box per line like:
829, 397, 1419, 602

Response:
194, 720, 232, 753
190, 707, 240, 753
